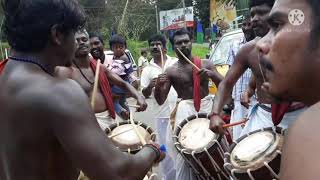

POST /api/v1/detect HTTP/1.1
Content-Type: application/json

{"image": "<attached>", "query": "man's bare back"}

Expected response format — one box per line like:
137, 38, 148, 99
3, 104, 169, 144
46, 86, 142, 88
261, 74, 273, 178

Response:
0, 62, 88, 179
0, 1, 162, 179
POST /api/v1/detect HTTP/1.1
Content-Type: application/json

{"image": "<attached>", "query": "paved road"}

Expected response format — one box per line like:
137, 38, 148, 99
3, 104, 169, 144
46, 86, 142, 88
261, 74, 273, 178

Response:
117, 97, 158, 130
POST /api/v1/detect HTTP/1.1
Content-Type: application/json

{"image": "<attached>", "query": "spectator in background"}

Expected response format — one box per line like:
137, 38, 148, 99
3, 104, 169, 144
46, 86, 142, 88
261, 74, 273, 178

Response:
137, 48, 149, 77
109, 35, 137, 120
89, 32, 106, 64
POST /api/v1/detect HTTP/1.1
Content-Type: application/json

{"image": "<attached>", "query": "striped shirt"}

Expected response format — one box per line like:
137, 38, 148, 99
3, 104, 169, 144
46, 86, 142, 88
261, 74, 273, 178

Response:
226, 36, 253, 101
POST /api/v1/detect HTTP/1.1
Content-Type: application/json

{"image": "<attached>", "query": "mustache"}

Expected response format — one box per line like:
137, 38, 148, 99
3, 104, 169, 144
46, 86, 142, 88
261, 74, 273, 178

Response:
260, 55, 274, 72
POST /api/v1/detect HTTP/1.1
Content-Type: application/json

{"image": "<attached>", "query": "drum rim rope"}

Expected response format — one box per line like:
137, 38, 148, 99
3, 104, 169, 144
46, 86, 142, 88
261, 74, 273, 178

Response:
224, 127, 285, 180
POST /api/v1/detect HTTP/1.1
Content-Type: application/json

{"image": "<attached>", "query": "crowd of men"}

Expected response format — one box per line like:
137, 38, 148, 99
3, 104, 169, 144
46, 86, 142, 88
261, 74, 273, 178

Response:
0, 0, 320, 179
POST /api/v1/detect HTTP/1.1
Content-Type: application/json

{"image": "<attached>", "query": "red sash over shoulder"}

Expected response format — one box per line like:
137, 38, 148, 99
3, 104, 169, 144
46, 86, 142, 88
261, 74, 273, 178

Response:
193, 57, 201, 112
0, 59, 8, 73
90, 59, 116, 119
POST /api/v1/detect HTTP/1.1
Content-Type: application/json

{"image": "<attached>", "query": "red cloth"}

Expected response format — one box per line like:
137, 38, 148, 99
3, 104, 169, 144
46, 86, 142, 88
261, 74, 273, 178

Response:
0, 59, 8, 73
271, 102, 291, 126
90, 59, 116, 119
193, 57, 201, 112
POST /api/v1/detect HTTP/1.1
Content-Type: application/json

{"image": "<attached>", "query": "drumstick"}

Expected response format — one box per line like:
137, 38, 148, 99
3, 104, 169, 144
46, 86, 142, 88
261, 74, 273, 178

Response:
91, 59, 101, 109
129, 110, 147, 145
176, 48, 200, 71
158, 45, 165, 73
108, 127, 134, 138
222, 119, 248, 129
127, 104, 141, 109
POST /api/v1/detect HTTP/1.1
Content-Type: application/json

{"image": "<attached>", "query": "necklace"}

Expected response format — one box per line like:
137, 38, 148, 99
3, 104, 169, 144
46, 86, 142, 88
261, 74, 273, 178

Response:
9, 56, 53, 76
73, 60, 94, 85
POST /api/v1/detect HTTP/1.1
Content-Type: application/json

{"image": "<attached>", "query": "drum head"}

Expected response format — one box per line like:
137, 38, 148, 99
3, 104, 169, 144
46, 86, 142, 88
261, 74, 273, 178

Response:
178, 118, 218, 153
230, 130, 281, 169
109, 124, 151, 152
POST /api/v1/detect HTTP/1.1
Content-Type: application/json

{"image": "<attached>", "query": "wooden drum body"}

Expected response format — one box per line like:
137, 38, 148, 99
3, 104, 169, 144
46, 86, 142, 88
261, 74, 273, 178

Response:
173, 113, 230, 180
224, 127, 285, 180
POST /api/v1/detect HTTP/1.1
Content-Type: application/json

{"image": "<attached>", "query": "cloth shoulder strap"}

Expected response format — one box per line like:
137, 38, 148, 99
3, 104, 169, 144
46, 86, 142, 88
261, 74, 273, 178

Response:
193, 57, 202, 112
90, 59, 116, 119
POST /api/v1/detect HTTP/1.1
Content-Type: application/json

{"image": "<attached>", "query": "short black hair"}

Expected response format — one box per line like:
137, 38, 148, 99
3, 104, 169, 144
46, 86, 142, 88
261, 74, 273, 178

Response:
309, 0, 320, 48
109, 35, 127, 48
140, 48, 148, 55
173, 28, 191, 42
89, 32, 104, 45
249, 0, 275, 8
148, 34, 167, 49
3, 0, 86, 52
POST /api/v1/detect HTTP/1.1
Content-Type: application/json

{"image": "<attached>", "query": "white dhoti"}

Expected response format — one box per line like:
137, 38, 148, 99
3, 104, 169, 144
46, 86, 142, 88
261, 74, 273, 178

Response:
230, 100, 249, 140
278, 107, 307, 129
240, 103, 273, 137
156, 117, 176, 180
95, 110, 116, 131
166, 95, 213, 180
240, 103, 307, 137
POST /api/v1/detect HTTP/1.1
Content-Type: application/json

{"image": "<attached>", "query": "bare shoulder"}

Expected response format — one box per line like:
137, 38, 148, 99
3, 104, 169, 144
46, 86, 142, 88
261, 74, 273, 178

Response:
54, 66, 74, 79
165, 62, 178, 76
237, 38, 258, 56
17, 77, 88, 113
281, 104, 320, 179
288, 103, 320, 135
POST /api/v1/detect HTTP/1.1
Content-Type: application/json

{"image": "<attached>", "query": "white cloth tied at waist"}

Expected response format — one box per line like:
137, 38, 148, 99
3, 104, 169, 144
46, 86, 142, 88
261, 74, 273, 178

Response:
95, 110, 116, 131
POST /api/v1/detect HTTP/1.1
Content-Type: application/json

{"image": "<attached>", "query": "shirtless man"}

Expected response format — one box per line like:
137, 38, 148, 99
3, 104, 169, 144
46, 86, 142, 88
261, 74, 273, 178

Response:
155, 28, 223, 180
56, 29, 147, 130
210, 0, 305, 136
0, 1, 163, 179
255, 0, 320, 179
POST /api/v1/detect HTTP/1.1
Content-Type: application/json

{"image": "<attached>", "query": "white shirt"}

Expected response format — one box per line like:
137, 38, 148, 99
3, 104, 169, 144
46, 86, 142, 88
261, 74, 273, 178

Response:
137, 56, 149, 67
141, 55, 178, 118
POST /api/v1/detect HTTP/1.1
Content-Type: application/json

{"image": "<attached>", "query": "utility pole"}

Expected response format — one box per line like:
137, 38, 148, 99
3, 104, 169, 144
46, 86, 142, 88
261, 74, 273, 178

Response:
182, 0, 186, 27
155, 4, 159, 33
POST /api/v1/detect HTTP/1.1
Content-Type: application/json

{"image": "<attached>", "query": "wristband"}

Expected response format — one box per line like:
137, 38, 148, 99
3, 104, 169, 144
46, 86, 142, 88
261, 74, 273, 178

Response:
144, 143, 161, 163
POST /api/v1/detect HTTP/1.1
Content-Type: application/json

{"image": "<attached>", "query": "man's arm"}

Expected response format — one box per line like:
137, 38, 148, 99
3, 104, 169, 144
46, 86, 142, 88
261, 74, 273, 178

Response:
105, 67, 147, 111
38, 80, 157, 180
241, 75, 256, 108
212, 44, 252, 115
154, 70, 172, 105
199, 60, 224, 86
140, 67, 156, 98
280, 103, 320, 180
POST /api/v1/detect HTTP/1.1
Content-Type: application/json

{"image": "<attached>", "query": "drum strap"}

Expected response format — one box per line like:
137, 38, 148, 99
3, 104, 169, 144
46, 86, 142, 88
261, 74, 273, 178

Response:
193, 57, 201, 112
90, 58, 116, 119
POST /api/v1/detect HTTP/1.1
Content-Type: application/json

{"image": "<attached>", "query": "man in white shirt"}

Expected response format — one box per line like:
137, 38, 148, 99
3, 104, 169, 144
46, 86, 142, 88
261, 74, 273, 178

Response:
137, 48, 149, 77
140, 34, 178, 180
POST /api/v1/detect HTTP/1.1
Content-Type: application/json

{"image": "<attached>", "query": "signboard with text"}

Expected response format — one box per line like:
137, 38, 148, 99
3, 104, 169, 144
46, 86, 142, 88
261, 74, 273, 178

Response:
159, 7, 194, 31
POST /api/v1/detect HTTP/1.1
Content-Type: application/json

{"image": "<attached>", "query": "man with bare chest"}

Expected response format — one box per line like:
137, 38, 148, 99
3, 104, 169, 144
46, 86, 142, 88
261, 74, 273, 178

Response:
56, 30, 147, 131
210, 0, 306, 137
0, 0, 164, 180
154, 28, 223, 180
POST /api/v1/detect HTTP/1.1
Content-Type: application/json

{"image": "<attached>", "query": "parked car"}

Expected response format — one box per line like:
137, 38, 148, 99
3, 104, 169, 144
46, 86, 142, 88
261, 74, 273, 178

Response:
208, 29, 244, 95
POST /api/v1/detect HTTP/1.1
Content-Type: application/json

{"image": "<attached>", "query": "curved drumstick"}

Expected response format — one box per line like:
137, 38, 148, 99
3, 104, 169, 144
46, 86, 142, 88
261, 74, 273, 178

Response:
129, 109, 147, 145
158, 45, 165, 73
222, 119, 248, 129
91, 59, 101, 109
176, 48, 200, 71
